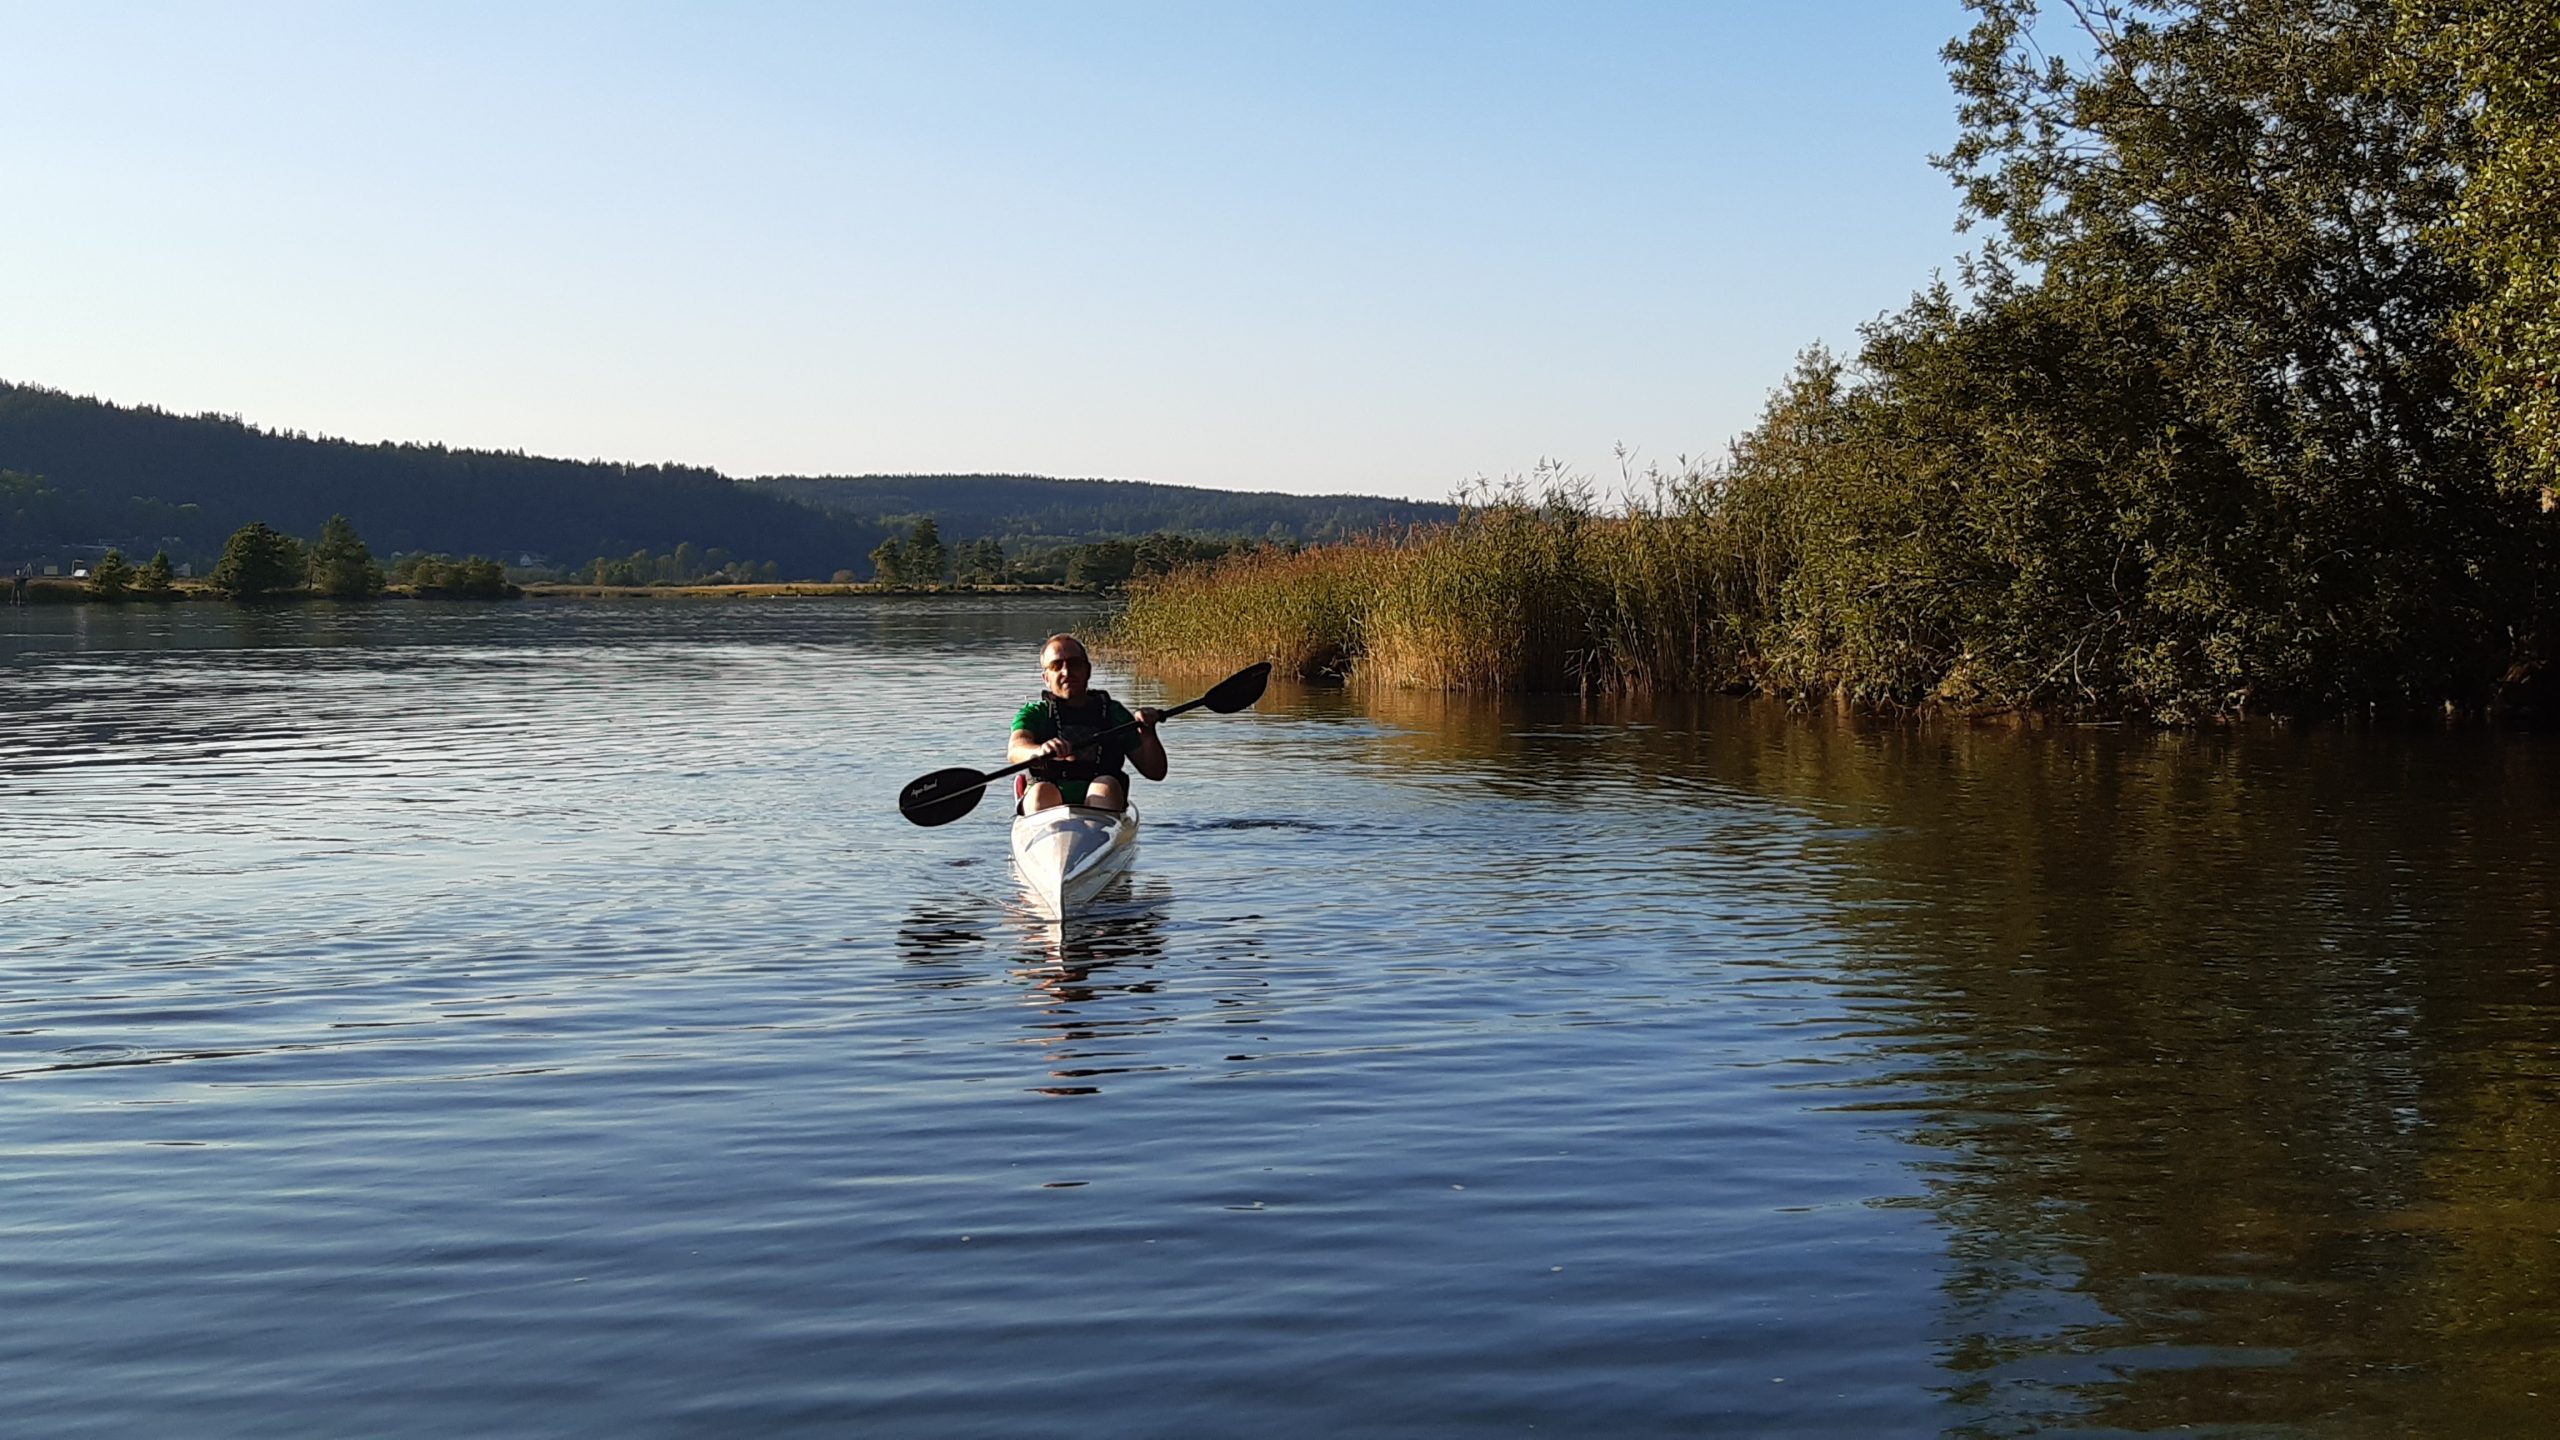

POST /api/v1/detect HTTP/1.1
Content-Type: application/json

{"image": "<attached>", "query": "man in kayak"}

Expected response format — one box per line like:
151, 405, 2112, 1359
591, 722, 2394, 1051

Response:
1009, 634, 1166, 814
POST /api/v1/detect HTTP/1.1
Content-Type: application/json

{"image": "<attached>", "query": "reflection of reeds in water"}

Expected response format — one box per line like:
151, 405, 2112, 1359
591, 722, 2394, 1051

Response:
1108, 475, 1770, 695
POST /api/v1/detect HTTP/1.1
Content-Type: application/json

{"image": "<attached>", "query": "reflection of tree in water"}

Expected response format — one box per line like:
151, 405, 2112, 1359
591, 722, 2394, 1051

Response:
1711, 716, 2560, 1434
1342, 683, 2560, 1431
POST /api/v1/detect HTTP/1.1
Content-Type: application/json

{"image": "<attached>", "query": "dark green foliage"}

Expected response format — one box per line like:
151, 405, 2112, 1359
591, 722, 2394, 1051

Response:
136, 549, 175, 599
0, 386, 1439, 581
904, 517, 946, 584
749, 473, 1455, 551
402, 554, 515, 598
3, 468, 65, 552
1066, 539, 1137, 589
2409, 0, 2560, 503
0, 384, 882, 577
955, 537, 1006, 583
308, 514, 384, 598
868, 518, 962, 585
86, 548, 133, 601
574, 545, 772, 586
868, 535, 909, 586
209, 522, 307, 600
1720, 0, 2545, 719
1134, 532, 1251, 577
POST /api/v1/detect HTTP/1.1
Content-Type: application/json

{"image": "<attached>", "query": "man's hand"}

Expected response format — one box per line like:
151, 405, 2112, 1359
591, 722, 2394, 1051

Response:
1038, 735, 1077, 761
1133, 707, 1164, 735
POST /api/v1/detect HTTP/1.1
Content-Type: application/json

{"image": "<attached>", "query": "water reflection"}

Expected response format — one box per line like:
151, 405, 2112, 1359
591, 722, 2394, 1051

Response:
889, 877, 1183, 1097
1308, 681, 2560, 1433
14, 600, 2559, 1437
1008, 881, 1176, 1096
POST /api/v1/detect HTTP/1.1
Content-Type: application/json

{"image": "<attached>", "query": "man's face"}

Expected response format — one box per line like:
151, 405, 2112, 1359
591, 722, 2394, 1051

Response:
1041, 644, 1091, 700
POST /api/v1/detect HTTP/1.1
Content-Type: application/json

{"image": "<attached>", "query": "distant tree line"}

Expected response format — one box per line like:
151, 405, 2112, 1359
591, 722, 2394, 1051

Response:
72, 515, 519, 602
3, 387, 1444, 584
392, 553, 515, 599
580, 542, 782, 587
0, 385, 884, 577
749, 473, 1455, 553
862, 516, 1274, 589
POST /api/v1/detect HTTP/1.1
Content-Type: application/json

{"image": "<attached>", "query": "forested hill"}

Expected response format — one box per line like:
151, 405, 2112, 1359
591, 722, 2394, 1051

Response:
0, 382, 887, 576
1, 383, 1454, 577
747, 474, 1454, 548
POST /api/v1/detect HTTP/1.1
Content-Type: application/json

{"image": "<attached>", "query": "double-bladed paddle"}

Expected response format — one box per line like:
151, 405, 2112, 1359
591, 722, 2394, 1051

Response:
897, 661, 1273, 827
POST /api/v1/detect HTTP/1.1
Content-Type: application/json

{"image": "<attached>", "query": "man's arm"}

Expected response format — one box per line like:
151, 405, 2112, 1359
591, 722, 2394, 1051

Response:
1128, 708, 1167, 782
1011, 728, 1072, 766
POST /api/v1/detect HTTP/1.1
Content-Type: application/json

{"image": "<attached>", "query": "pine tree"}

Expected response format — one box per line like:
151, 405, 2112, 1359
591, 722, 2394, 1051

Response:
308, 514, 384, 598
210, 522, 307, 600
86, 548, 133, 601
905, 518, 947, 585
136, 549, 176, 599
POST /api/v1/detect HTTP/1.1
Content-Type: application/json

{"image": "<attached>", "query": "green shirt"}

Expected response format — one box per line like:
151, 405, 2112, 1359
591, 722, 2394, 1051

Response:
1012, 693, 1137, 805
1010, 694, 1137, 745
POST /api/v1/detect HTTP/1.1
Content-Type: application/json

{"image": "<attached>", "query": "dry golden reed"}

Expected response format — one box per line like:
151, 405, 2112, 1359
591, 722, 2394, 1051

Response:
1109, 471, 1776, 694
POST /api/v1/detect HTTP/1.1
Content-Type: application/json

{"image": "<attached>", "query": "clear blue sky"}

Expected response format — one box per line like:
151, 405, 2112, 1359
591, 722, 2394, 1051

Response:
4, 1, 1975, 502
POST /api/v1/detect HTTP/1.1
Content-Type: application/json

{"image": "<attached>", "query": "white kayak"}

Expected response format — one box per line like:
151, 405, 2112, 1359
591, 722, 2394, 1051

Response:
1010, 803, 1141, 922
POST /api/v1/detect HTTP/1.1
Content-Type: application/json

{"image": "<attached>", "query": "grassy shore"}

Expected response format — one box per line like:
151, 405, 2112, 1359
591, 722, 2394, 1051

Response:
1109, 480, 1774, 696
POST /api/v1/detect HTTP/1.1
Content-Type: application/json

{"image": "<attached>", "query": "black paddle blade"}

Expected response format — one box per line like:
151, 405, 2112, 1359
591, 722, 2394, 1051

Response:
899, 767, 991, 826
1202, 661, 1273, 713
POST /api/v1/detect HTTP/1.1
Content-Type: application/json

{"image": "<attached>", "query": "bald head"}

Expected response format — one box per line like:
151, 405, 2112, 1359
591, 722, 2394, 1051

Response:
1040, 634, 1092, 699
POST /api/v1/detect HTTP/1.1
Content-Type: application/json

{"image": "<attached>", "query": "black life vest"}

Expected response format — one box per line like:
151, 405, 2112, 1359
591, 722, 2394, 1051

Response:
1026, 689, 1128, 784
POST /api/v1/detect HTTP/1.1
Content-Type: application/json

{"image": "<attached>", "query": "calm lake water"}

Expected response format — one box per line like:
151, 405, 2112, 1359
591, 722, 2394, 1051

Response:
5, 597, 2558, 1438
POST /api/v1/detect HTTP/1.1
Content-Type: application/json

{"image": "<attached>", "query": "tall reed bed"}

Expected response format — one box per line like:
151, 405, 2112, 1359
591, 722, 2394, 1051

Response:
1109, 471, 1785, 694
1105, 540, 1409, 680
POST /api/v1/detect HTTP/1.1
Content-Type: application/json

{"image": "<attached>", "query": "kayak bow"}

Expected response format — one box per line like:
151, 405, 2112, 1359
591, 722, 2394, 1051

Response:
1011, 803, 1141, 922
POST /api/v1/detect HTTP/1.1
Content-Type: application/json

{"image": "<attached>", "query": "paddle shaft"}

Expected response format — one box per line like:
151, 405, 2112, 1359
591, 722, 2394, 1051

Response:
971, 692, 1203, 795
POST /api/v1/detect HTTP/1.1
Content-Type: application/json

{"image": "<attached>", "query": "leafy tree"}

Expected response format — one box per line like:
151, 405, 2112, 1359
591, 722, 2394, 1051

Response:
2410, 0, 2560, 503
1731, 0, 2521, 717
399, 553, 514, 598
135, 549, 176, 599
86, 548, 133, 601
308, 513, 384, 598
1134, 531, 1244, 577
955, 536, 1006, 584
1066, 539, 1138, 589
209, 521, 307, 600
869, 535, 908, 585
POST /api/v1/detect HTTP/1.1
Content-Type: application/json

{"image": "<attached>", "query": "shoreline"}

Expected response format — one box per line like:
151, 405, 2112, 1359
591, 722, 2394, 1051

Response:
7, 579, 1095, 604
